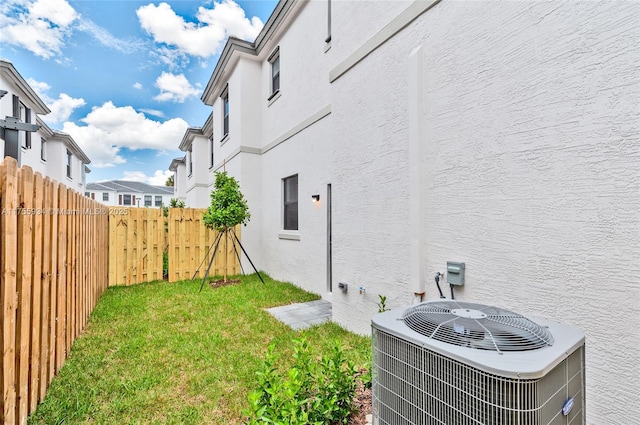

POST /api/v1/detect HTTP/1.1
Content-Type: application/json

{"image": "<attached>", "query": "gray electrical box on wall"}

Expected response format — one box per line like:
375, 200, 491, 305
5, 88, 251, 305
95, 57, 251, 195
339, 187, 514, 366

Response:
447, 262, 465, 286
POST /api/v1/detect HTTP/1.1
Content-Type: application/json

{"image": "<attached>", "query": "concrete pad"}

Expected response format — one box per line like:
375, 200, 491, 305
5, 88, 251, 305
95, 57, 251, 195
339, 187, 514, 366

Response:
266, 299, 332, 330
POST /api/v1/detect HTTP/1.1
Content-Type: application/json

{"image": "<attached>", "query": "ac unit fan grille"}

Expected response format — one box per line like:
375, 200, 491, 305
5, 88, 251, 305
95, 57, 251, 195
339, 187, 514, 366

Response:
402, 301, 553, 352
372, 329, 585, 425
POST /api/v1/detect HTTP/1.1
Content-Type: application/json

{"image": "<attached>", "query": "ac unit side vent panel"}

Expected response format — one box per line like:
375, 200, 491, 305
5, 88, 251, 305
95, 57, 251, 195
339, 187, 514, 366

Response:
372, 328, 585, 425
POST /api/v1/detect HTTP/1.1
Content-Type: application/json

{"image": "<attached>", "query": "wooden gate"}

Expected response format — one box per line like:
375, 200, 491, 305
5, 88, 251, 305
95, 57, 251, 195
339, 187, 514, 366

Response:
108, 208, 240, 286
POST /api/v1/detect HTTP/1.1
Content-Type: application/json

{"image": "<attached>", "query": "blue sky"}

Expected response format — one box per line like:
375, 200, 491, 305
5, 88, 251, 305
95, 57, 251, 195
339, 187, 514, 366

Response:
1, 0, 278, 184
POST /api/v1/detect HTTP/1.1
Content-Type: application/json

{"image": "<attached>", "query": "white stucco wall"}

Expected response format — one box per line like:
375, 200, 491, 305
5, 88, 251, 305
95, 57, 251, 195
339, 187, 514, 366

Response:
19, 131, 46, 176
328, 1, 639, 423
185, 135, 211, 208
198, 1, 638, 422
45, 139, 86, 194
173, 162, 186, 203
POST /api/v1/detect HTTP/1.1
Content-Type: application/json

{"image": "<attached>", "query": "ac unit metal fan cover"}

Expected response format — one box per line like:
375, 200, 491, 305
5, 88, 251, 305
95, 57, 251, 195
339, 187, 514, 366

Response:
402, 300, 554, 353
372, 300, 585, 379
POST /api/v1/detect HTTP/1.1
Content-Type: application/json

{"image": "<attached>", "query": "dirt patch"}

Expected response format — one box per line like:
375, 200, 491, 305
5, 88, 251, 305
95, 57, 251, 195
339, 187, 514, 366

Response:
349, 374, 372, 425
209, 278, 242, 288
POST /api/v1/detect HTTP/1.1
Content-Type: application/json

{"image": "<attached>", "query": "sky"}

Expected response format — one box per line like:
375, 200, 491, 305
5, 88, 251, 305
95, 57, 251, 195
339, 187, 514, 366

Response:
0, 0, 278, 185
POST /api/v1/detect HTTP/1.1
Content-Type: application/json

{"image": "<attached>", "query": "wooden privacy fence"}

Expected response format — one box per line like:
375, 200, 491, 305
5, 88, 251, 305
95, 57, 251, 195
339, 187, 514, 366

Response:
0, 157, 109, 425
167, 208, 240, 283
108, 208, 165, 286
108, 208, 240, 286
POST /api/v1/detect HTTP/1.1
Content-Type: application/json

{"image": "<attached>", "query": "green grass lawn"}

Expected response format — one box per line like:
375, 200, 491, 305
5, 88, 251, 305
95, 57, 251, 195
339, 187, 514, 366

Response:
28, 274, 371, 425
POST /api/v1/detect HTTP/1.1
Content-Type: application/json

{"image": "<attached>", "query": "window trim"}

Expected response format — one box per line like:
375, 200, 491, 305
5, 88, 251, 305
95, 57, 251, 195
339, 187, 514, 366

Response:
282, 174, 299, 231
210, 137, 215, 169
268, 47, 280, 98
66, 150, 72, 178
220, 84, 229, 137
103, 192, 109, 202
40, 137, 46, 161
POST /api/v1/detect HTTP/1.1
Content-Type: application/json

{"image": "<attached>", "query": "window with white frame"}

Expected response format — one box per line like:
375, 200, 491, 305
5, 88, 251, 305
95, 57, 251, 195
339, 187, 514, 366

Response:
269, 48, 280, 97
144, 195, 152, 206
155, 196, 162, 207
221, 86, 229, 137
210, 137, 214, 168
66, 150, 72, 178
123, 194, 132, 205
188, 148, 193, 176
40, 137, 46, 161
103, 192, 109, 202
13, 96, 31, 149
283, 174, 298, 231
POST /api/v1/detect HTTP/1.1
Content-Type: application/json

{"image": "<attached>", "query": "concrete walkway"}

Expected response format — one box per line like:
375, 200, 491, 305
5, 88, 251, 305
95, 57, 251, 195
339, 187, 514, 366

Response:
266, 299, 331, 330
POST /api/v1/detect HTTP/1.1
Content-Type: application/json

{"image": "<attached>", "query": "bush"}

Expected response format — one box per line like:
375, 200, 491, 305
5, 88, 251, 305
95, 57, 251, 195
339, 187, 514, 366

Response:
245, 339, 360, 425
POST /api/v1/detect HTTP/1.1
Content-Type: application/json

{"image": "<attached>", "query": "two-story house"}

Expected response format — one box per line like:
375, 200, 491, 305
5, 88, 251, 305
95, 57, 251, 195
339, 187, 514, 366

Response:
169, 156, 187, 204
85, 180, 173, 207
177, 112, 213, 207
178, 1, 638, 422
1, 59, 91, 194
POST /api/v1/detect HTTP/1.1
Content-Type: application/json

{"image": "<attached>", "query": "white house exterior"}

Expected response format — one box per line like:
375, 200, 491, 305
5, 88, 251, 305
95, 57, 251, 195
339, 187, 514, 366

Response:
1, 60, 91, 194
178, 113, 213, 208
85, 180, 173, 207
184, 1, 639, 422
169, 156, 187, 204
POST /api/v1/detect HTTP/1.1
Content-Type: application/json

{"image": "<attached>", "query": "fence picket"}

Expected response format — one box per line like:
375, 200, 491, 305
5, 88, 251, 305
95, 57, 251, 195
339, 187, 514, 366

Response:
16, 165, 34, 424
1, 158, 110, 424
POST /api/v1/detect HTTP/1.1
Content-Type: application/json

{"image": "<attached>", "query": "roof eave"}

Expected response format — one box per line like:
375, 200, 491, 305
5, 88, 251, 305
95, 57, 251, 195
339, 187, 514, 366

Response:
0, 60, 51, 115
178, 127, 204, 151
51, 131, 91, 164
201, 38, 257, 105
169, 156, 186, 171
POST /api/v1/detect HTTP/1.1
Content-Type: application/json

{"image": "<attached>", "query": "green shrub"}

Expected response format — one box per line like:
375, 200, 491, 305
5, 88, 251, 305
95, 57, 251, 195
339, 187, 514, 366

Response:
245, 338, 359, 425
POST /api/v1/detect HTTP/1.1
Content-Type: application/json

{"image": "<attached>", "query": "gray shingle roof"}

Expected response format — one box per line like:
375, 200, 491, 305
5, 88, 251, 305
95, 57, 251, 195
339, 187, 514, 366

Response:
86, 180, 174, 195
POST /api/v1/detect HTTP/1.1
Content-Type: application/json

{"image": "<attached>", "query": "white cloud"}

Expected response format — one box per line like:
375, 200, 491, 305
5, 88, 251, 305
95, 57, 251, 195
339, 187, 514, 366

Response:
0, 0, 77, 58
136, 0, 263, 58
139, 108, 165, 118
75, 19, 142, 54
46, 93, 86, 123
62, 101, 188, 168
122, 171, 149, 182
133, 82, 143, 89
120, 169, 173, 186
27, 77, 86, 124
0, 0, 140, 59
154, 72, 200, 103
148, 169, 174, 186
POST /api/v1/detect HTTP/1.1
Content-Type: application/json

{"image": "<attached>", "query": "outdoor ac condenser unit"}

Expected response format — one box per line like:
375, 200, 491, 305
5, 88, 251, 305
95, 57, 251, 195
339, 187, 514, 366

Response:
371, 300, 585, 425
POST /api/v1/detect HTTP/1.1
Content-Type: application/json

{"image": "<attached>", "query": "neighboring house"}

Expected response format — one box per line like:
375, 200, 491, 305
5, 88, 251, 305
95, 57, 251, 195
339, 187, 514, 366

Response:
85, 180, 173, 207
177, 112, 213, 207
1, 59, 91, 194
180, 1, 639, 423
37, 117, 91, 194
169, 156, 187, 204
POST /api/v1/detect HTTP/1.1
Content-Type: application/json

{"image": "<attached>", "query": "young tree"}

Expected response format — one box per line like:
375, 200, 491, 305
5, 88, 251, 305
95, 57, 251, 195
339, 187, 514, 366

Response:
203, 171, 250, 282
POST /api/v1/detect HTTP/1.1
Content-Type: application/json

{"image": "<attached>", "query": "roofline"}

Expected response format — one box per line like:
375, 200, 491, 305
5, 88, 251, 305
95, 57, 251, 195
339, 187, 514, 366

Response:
178, 127, 204, 151
202, 112, 213, 138
201, 0, 297, 105
0, 60, 51, 115
36, 116, 91, 164
86, 180, 174, 194
50, 130, 91, 164
36, 116, 54, 137
169, 156, 186, 171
